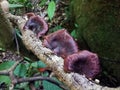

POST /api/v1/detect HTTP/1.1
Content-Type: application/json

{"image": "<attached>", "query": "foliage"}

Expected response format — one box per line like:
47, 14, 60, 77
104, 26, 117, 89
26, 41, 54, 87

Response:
0, 61, 15, 85
70, 23, 79, 39
31, 61, 46, 68
9, 0, 27, 3
49, 25, 63, 33
0, 59, 63, 89
47, 1, 56, 20
9, 0, 32, 10
14, 63, 27, 77
9, 4, 24, 8
39, 0, 48, 7
0, 48, 6, 51
0, 61, 15, 70
0, 76, 11, 85
9, 0, 56, 20
43, 80, 62, 90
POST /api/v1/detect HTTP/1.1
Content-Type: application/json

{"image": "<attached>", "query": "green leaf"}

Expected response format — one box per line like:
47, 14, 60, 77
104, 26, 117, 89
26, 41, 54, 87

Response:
74, 23, 78, 28
31, 61, 46, 68
0, 61, 27, 84
31, 62, 38, 68
43, 77, 62, 90
15, 82, 29, 90
71, 30, 77, 39
24, 56, 32, 62
47, 1, 56, 20
18, 0, 27, 3
14, 64, 27, 77
0, 76, 11, 85
49, 25, 63, 33
9, 4, 24, 8
0, 61, 15, 84
0, 61, 15, 70
34, 81, 41, 88
15, 29, 22, 39
37, 61, 46, 68
0, 48, 5, 51
39, 0, 47, 6
42, 71, 49, 77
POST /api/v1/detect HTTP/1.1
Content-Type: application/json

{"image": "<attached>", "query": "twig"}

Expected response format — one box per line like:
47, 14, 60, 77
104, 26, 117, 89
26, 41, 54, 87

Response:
0, 70, 9, 75
29, 82, 36, 90
14, 30, 20, 54
16, 76, 68, 90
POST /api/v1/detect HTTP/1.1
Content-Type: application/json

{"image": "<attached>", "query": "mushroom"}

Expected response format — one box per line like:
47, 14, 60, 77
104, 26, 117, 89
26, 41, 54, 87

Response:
64, 50, 100, 79
23, 14, 48, 38
43, 29, 79, 58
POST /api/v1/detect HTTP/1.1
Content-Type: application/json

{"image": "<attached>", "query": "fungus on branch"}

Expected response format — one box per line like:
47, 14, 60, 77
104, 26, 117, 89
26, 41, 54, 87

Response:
43, 29, 78, 58
64, 50, 100, 79
23, 14, 48, 38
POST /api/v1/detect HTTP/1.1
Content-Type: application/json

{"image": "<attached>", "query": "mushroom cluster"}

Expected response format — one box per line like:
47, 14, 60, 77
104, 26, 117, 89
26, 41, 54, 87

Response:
23, 13, 100, 79
43, 29, 100, 79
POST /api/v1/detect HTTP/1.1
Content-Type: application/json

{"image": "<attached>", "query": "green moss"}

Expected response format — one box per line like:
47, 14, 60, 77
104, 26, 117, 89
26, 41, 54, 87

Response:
72, 0, 120, 80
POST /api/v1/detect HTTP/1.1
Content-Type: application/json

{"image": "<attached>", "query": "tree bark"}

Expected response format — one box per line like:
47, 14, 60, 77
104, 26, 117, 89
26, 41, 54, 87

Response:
0, 8, 13, 48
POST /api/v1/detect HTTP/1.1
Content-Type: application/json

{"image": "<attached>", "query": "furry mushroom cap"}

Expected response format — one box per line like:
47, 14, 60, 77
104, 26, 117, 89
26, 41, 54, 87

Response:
23, 15, 48, 38
64, 50, 100, 79
43, 29, 79, 58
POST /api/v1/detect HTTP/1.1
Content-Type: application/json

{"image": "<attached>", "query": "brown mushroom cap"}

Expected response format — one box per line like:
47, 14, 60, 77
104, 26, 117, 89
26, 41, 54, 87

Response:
23, 15, 48, 38
43, 29, 79, 58
64, 50, 100, 79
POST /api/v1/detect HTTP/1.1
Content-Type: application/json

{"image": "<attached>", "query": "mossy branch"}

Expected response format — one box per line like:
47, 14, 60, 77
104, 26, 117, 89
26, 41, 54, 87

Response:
0, 8, 13, 48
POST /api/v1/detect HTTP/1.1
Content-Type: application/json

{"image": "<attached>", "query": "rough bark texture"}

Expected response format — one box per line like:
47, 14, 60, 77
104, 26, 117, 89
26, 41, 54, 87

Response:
71, 0, 120, 82
0, 8, 13, 48
6, 13, 120, 90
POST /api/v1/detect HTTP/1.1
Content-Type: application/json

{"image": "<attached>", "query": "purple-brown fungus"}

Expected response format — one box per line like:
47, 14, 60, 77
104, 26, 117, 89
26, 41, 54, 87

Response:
43, 29, 79, 58
23, 14, 48, 38
64, 50, 100, 79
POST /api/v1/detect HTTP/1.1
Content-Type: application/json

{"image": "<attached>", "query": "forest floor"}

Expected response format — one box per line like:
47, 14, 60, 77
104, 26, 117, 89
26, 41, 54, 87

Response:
0, 0, 119, 88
